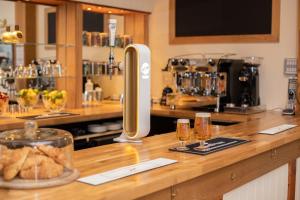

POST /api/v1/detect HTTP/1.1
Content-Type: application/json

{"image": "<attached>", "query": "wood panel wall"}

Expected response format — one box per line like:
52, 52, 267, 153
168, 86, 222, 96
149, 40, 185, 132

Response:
124, 13, 149, 44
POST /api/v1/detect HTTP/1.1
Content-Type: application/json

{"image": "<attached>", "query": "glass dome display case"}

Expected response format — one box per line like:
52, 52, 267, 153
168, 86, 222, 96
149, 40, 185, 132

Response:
0, 121, 79, 189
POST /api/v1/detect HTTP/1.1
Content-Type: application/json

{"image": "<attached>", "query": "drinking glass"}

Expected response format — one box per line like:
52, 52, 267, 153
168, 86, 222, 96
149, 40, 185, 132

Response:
166, 93, 177, 110
193, 112, 212, 150
176, 119, 191, 150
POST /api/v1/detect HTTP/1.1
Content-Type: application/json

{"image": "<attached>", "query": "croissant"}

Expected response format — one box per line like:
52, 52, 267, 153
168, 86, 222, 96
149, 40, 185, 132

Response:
20, 155, 63, 179
21, 154, 48, 171
28, 146, 45, 156
0, 145, 11, 175
3, 147, 30, 181
38, 145, 72, 169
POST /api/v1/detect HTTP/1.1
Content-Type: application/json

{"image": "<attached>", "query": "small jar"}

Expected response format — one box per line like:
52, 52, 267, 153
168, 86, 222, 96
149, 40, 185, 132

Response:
91, 32, 100, 46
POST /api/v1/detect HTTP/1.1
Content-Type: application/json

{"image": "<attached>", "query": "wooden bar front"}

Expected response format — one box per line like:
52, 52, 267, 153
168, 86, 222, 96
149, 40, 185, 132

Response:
1, 111, 300, 199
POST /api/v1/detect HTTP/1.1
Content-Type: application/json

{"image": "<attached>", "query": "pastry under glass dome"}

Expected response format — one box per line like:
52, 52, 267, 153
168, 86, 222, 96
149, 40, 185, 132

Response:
0, 121, 77, 186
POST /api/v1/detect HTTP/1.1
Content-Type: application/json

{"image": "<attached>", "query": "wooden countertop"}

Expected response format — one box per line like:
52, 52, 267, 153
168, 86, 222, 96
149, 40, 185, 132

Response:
0, 104, 123, 131
1, 111, 299, 200
0, 103, 265, 131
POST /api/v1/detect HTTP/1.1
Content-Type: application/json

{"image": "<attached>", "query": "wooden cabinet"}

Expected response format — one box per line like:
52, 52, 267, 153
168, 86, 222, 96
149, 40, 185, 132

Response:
139, 140, 300, 200
224, 165, 288, 200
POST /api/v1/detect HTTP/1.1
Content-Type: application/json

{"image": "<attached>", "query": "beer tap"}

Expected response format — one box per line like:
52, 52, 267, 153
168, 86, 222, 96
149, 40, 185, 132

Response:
108, 47, 115, 79
108, 19, 117, 80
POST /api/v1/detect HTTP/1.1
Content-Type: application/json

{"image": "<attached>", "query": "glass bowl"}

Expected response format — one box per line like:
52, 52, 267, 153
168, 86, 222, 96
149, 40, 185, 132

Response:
42, 90, 67, 113
16, 88, 40, 110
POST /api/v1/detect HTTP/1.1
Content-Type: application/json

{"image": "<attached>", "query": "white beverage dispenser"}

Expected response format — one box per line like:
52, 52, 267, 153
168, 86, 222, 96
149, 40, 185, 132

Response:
114, 44, 151, 142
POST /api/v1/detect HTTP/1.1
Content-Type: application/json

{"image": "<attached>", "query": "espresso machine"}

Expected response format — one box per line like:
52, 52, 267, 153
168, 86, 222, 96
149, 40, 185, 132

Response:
220, 57, 265, 114
163, 54, 228, 110
163, 55, 264, 114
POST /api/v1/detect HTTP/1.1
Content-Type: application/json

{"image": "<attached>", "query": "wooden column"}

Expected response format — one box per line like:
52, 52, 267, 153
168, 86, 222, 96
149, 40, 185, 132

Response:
56, 2, 82, 108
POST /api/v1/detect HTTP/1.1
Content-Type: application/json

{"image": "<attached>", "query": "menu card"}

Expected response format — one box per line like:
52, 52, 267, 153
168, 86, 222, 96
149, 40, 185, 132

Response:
259, 124, 298, 135
77, 158, 177, 186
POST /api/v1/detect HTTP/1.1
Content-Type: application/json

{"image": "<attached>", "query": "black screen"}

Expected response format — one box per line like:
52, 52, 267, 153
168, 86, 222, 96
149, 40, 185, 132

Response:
83, 11, 104, 32
48, 12, 56, 44
175, 0, 272, 37
47, 11, 104, 44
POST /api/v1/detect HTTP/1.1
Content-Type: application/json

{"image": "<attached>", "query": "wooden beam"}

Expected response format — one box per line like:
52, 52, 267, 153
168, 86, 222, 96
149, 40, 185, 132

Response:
8, 0, 151, 14
287, 160, 296, 200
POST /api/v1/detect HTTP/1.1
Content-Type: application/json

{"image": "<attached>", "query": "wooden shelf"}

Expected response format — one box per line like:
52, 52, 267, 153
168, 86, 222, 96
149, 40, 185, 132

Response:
0, 41, 74, 47
74, 129, 122, 141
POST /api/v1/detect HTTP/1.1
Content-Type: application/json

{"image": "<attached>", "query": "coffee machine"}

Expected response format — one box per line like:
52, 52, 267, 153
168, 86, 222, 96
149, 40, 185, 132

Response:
219, 57, 265, 114
162, 55, 226, 109
162, 54, 264, 114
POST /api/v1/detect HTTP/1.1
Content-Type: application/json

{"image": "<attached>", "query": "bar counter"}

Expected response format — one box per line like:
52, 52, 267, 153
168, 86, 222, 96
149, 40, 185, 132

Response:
0, 103, 265, 131
1, 110, 300, 200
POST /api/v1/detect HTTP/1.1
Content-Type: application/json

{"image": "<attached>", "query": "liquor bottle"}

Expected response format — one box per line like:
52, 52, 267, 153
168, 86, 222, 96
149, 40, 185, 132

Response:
1, 26, 12, 43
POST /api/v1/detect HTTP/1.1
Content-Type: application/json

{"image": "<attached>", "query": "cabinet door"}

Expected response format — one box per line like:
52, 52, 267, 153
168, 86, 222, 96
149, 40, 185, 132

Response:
223, 164, 288, 200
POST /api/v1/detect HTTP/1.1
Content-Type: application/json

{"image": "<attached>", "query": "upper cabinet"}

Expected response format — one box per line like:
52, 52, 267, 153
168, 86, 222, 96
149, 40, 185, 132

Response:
169, 0, 280, 44
80, 3, 149, 45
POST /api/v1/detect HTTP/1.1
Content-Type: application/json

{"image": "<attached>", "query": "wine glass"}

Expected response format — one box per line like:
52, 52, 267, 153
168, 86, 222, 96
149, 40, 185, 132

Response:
193, 112, 212, 150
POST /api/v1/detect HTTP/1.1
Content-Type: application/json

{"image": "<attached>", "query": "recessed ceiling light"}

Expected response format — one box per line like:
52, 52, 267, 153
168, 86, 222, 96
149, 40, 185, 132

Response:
87, 7, 92, 11
97, 6, 102, 9
108, 11, 112, 14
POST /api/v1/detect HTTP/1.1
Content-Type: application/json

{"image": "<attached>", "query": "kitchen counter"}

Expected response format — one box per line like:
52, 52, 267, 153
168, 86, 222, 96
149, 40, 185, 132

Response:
1, 111, 300, 200
0, 103, 265, 131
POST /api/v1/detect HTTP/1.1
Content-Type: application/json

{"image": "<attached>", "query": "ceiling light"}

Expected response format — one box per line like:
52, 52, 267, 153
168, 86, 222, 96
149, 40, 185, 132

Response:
87, 7, 92, 11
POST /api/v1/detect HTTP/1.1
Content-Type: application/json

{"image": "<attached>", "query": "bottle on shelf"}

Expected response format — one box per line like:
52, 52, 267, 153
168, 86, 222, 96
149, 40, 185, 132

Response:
55, 61, 63, 77
84, 78, 94, 103
85, 78, 93, 92
94, 85, 102, 103
1, 26, 12, 43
